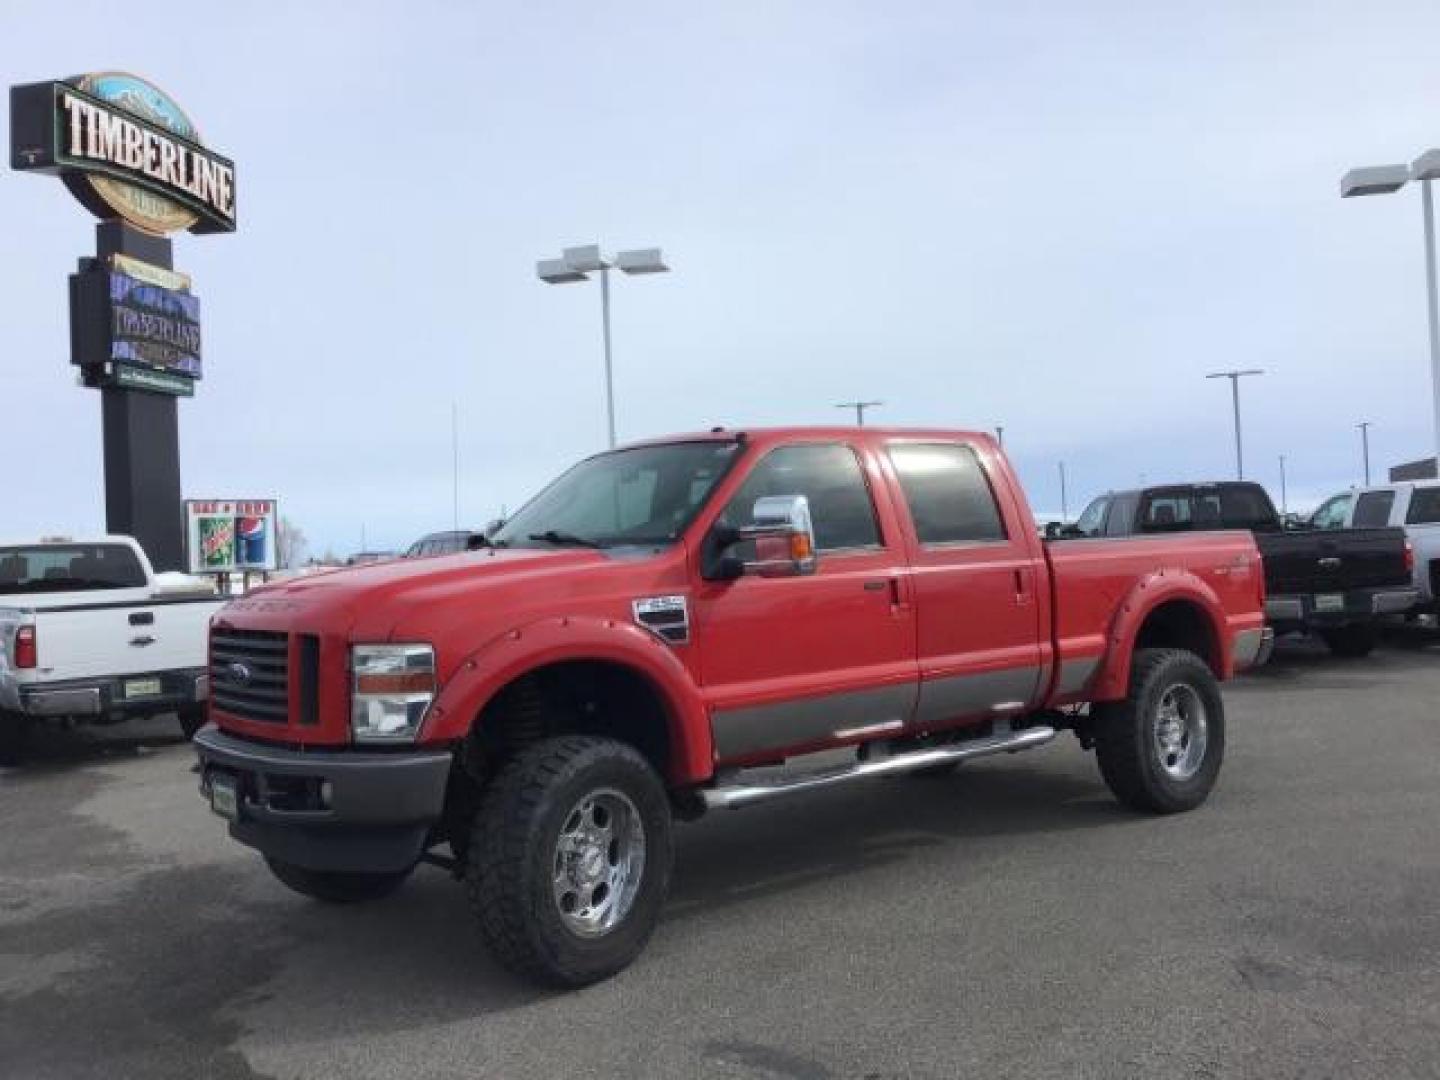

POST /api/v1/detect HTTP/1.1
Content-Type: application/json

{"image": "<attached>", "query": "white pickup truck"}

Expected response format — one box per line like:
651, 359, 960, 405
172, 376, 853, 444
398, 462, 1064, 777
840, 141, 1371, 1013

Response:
1311, 482, 1440, 616
0, 536, 225, 764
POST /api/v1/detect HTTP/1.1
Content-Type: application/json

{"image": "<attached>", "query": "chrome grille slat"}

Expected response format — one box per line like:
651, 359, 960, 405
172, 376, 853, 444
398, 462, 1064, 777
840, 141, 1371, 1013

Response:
210, 628, 290, 725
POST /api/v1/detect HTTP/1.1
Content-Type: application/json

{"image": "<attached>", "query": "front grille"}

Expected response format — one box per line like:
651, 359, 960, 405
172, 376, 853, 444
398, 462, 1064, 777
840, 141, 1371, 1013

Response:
211, 628, 290, 724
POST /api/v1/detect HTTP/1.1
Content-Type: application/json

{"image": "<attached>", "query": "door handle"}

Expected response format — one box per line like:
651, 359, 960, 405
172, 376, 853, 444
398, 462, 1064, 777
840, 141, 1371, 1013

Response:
130, 635, 156, 647
1013, 568, 1034, 606
863, 580, 887, 591
129, 612, 154, 626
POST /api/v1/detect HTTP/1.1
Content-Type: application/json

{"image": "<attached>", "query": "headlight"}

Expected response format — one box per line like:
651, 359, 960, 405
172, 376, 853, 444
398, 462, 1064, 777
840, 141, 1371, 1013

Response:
351, 644, 436, 743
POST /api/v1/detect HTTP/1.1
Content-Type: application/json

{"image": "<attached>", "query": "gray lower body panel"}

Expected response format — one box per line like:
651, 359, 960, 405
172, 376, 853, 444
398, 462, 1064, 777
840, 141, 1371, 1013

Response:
712, 683, 916, 760
711, 664, 1043, 760
913, 666, 1041, 726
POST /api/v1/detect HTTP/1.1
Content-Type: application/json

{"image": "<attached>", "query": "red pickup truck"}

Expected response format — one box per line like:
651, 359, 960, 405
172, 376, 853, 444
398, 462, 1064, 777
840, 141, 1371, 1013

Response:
195, 428, 1268, 986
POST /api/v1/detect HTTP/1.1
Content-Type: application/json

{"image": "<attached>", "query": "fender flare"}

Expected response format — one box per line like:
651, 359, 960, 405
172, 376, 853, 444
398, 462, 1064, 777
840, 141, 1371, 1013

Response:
1091, 569, 1231, 700
420, 615, 713, 784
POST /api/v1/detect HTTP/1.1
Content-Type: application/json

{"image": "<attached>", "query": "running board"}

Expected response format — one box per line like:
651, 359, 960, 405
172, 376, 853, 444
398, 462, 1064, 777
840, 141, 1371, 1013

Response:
699, 725, 1057, 811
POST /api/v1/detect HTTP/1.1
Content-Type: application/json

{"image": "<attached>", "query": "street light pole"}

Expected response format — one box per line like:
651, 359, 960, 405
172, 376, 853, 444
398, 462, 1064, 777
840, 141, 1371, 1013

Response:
1279, 453, 1288, 516
1206, 369, 1265, 479
1058, 461, 1068, 522
1423, 176, 1440, 466
537, 244, 670, 449
1342, 152, 1440, 471
1358, 421, 1373, 484
836, 401, 883, 426
599, 265, 614, 448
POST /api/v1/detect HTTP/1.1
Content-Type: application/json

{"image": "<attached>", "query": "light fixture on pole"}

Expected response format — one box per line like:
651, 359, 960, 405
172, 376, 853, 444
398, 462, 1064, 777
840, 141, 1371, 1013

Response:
1205, 369, 1265, 479
1342, 151, 1440, 472
836, 401, 883, 426
537, 243, 670, 449
1357, 421, 1373, 484
995, 425, 1005, 447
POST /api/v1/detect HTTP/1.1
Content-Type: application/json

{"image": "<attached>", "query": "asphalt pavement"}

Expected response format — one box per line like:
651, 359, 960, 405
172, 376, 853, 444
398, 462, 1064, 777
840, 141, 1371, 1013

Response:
2, 637, 1439, 1079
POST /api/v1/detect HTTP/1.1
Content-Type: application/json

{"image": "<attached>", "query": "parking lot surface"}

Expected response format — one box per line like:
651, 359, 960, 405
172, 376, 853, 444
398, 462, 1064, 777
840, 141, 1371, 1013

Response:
2, 638, 1438, 1079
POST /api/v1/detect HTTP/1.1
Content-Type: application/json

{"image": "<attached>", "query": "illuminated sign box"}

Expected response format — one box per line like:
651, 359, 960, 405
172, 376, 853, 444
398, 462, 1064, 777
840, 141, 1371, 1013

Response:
184, 500, 279, 574
69, 255, 202, 394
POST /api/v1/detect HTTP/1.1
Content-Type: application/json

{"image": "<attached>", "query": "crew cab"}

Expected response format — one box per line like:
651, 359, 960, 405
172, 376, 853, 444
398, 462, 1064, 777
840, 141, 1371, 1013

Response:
1310, 482, 1440, 615
0, 536, 223, 764
194, 428, 1267, 986
1067, 482, 1415, 657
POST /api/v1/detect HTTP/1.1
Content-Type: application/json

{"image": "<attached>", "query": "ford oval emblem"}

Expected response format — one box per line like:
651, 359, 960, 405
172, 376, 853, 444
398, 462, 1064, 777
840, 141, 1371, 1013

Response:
227, 661, 253, 686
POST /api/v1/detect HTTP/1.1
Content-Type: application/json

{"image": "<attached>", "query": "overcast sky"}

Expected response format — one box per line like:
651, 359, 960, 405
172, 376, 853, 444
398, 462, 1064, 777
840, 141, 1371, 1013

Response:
4, 1, 1440, 555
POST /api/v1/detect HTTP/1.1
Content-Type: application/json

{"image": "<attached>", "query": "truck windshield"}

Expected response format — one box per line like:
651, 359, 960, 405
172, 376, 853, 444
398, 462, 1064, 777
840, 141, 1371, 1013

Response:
0, 544, 147, 594
490, 440, 742, 550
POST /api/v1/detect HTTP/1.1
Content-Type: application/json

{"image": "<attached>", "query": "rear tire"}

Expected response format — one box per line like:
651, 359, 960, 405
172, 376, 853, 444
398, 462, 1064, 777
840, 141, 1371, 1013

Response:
264, 857, 413, 903
1092, 648, 1225, 814
1319, 624, 1377, 658
0, 712, 31, 766
177, 705, 206, 740
465, 736, 673, 988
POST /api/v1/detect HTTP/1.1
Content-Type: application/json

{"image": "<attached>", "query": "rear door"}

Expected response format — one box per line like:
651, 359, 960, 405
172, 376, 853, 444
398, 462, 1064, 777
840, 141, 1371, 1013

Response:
881, 439, 1046, 730
692, 441, 918, 762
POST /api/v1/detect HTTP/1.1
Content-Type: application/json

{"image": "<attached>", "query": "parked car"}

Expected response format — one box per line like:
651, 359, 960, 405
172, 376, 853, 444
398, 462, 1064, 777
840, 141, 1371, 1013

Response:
404, 530, 477, 558
194, 428, 1267, 986
0, 536, 225, 764
1310, 481, 1440, 615
1067, 481, 1416, 657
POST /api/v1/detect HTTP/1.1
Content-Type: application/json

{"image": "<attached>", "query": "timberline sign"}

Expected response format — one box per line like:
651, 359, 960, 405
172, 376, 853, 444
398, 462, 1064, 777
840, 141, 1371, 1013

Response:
10, 72, 235, 235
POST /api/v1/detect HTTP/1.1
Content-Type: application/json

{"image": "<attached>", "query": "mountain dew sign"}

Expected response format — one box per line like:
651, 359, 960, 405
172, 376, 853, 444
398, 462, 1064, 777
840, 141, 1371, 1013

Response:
10, 72, 236, 235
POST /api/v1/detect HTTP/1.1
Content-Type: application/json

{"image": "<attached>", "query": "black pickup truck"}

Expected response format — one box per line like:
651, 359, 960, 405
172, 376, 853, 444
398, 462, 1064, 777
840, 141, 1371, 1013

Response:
1065, 482, 1416, 657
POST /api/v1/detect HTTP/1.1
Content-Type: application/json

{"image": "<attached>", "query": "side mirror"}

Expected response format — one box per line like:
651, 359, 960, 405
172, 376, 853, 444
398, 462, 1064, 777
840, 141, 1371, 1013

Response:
707, 495, 818, 580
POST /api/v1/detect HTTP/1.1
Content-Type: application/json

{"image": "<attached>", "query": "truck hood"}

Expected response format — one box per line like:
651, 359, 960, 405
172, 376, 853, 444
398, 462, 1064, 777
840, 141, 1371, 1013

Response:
218, 547, 609, 642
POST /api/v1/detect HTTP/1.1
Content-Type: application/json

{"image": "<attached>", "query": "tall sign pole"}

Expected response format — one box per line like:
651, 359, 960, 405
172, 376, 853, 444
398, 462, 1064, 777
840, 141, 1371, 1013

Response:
10, 73, 236, 570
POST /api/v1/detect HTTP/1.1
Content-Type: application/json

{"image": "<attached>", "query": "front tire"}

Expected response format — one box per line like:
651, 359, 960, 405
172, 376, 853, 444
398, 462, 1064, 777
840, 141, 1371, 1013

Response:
1319, 624, 1377, 658
465, 736, 673, 988
1092, 648, 1225, 814
264, 857, 413, 903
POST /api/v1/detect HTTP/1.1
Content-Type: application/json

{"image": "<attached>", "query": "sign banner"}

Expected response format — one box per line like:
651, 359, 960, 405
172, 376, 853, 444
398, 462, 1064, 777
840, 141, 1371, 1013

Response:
184, 500, 279, 574
10, 73, 236, 235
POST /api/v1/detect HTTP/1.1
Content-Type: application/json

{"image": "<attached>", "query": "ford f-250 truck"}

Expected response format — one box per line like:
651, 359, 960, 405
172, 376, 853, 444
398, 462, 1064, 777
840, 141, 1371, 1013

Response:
194, 428, 1268, 986
1067, 482, 1415, 657
1, 536, 222, 764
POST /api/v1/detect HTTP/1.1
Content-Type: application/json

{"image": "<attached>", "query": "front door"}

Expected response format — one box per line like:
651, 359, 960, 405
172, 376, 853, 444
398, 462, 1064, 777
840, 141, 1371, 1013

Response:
691, 441, 918, 764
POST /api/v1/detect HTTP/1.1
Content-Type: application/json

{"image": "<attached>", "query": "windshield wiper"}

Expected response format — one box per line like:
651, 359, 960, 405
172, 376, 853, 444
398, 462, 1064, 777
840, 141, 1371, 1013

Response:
527, 530, 605, 549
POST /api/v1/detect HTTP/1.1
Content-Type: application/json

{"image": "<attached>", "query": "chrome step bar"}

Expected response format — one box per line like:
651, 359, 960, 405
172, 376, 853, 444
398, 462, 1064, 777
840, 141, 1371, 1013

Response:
699, 725, 1056, 811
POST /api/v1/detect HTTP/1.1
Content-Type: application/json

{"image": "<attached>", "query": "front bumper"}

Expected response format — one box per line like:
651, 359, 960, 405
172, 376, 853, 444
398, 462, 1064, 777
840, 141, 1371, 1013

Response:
1264, 588, 1420, 629
193, 726, 452, 874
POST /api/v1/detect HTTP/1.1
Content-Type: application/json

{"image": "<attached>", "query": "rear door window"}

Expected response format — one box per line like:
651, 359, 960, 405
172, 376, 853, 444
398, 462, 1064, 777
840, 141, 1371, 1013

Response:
1405, 487, 1440, 524
1354, 491, 1396, 527
887, 443, 1007, 544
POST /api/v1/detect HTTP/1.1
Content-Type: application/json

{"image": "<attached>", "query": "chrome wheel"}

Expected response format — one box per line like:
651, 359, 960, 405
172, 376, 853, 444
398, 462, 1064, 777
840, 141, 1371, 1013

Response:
552, 788, 646, 938
1152, 682, 1208, 781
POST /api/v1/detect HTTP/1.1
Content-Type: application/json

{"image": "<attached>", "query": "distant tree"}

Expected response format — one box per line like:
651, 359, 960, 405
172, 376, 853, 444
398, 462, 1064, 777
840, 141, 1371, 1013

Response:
276, 518, 308, 569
